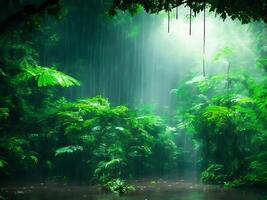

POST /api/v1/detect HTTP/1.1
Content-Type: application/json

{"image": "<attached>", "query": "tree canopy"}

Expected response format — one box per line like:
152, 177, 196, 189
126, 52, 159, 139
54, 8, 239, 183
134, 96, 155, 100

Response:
0, 0, 62, 36
1, 0, 266, 37
109, 0, 267, 23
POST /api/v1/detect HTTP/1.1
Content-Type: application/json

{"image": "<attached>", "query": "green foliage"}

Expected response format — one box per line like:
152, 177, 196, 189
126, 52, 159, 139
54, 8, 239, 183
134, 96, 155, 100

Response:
0, 108, 9, 120
0, 136, 39, 176
201, 164, 228, 184
174, 71, 267, 187
256, 57, 267, 71
19, 64, 80, 87
48, 96, 179, 182
1, 0, 266, 191
0, 14, 82, 182
245, 160, 267, 185
0, 95, 179, 189
55, 145, 83, 156
109, 0, 267, 23
213, 47, 234, 61
202, 105, 233, 127
0, 160, 7, 169
104, 178, 135, 194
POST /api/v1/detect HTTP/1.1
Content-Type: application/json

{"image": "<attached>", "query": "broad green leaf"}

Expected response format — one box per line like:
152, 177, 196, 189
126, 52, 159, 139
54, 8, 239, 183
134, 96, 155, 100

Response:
19, 64, 80, 87
55, 145, 83, 156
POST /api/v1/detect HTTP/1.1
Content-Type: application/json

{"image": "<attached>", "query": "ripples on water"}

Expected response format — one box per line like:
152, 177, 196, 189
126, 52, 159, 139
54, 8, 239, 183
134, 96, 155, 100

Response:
1, 179, 267, 200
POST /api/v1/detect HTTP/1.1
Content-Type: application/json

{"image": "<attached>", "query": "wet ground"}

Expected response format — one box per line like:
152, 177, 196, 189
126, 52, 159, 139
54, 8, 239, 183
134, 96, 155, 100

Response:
1, 179, 267, 200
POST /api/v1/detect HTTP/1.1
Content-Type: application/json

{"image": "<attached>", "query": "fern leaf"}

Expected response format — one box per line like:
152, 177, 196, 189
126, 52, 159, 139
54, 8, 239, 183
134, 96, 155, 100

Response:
19, 65, 80, 87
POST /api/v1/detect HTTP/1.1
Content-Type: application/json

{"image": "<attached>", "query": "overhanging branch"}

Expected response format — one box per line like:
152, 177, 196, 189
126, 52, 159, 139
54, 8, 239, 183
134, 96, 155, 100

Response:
0, 0, 60, 36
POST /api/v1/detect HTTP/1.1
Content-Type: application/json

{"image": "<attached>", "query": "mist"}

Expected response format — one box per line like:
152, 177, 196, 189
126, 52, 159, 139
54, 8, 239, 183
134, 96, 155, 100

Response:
39, 1, 257, 112
1, 0, 267, 199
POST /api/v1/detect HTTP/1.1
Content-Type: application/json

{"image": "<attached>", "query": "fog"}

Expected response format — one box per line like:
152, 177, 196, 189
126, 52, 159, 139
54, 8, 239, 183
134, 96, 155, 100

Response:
41, 1, 257, 111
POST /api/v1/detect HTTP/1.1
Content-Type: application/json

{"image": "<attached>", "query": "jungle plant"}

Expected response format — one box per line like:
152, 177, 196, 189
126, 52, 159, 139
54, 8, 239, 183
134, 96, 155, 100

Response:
18, 64, 80, 87
201, 164, 228, 184
28, 96, 180, 192
173, 71, 267, 186
0, 4, 79, 179
104, 178, 135, 194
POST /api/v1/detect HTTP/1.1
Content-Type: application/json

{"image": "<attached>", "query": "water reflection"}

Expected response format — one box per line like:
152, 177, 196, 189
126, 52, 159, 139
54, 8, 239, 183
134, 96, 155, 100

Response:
2, 181, 267, 200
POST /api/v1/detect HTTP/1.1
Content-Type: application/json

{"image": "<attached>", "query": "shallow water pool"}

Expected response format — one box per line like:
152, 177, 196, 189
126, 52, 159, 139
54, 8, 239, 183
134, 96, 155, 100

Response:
1, 180, 267, 200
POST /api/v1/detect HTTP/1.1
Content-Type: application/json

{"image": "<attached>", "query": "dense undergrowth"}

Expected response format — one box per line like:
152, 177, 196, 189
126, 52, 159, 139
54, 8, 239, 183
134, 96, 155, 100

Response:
0, 94, 181, 192
0, 36, 180, 192
173, 72, 267, 187
0, 16, 181, 193
0, 36, 180, 189
0, 0, 267, 195
171, 23, 267, 187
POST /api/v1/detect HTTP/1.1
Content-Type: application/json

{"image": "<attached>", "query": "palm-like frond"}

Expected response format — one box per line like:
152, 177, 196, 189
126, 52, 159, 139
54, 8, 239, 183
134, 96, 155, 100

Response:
20, 65, 80, 87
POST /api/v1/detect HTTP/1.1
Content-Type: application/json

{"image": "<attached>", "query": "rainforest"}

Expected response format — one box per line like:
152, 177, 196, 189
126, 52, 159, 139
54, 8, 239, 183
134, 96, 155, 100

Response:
0, 0, 267, 200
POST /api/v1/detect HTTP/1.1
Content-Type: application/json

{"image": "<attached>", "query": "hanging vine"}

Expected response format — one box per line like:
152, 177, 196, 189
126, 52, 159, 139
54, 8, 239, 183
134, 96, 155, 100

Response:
189, 7, 192, 35
176, 0, 179, 19
168, 11, 170, 32
203, 0, 206, 77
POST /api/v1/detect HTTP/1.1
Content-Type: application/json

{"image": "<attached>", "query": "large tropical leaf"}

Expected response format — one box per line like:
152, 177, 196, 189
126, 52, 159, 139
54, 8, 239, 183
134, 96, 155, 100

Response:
20, 65, 80, 87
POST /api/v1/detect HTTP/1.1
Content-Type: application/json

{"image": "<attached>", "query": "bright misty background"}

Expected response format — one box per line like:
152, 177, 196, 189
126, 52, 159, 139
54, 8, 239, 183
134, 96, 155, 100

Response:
39, 0, 257, 111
